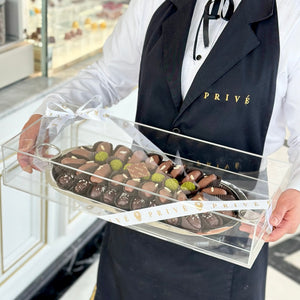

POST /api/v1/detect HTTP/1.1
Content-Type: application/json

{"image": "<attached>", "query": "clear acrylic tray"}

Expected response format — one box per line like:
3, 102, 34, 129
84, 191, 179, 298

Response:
1, 115, 291, 268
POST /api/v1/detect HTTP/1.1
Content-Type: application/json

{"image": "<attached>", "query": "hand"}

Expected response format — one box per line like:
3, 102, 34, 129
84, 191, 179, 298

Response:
17, 114, 43, 173
264, 189, 300, 242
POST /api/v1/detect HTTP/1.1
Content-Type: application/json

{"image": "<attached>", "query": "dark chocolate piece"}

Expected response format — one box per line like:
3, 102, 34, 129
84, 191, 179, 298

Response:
89, 183, 107, 201
57, 173, 75, 190
201, 212, 224, 230
181, 215, 202, 232
164, 217, 181, 226
130, 196, 148, 210
103, 187, 120, 205
73, 178, 92, 195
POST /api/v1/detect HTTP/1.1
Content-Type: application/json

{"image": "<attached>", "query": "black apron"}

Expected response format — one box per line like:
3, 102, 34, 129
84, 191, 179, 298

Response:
95, 0, 279, 299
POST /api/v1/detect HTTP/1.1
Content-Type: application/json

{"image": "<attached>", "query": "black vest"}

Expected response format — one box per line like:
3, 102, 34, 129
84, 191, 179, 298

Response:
136, 0, 279, 173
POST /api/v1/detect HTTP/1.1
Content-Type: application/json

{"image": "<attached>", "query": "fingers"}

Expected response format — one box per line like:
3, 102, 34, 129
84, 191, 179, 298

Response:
17, 114, 42, 173
263, 189, 300, 242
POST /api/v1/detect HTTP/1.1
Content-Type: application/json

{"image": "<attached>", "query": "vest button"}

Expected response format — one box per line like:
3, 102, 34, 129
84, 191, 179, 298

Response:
172, 127, 181, 134
196, 54, 202, 60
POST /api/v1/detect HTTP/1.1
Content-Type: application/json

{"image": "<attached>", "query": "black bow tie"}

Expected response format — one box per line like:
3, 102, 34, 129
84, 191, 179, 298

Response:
193, 0, 235, 60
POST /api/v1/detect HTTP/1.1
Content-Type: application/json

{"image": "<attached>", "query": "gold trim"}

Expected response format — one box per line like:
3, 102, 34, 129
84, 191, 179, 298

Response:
0, 244, 45, 287
90, 285, 97, 300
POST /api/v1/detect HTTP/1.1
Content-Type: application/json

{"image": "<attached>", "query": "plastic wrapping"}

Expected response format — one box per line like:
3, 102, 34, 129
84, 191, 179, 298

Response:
1, 103, 291, 268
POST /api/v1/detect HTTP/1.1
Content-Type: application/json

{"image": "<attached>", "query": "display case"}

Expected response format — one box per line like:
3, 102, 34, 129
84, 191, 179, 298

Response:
26, 0, 129, 71
1, 110, 291, 268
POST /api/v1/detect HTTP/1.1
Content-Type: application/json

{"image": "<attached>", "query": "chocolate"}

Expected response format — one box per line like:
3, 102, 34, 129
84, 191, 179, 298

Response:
191, 192, 205, 201
57, 173, 75, 190
115, 192, 131, 210
182, 169, 203, 183
156, 187, 172, 205
139, 181, 158, 200
113, 145, 132, 162
201, 212, 224, 230
89, 183, 107, 201
176, 190, 188, 201
127, 162, 150, 179
202, 187, 227, 196
197, 174, 221, 189
130, 196, 148, 210
164, 217, 181, 226
93, 141, 113, 155
76, 162, 99, 176
145, 154, 162, 171
181, 215, 202, 232
157, 160, 173, 174
103, 187, 120, 205
110, 173, 129, 186
170, 164, 185, 179
127, 150, 148, 163
61, 157, 87, 168
91, 164, 112, 183
73, 178, 92, 195
70, 147, 94, 160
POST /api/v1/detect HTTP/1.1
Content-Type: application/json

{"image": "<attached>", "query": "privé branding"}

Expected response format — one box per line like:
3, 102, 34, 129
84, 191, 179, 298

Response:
201, 92, 251, 105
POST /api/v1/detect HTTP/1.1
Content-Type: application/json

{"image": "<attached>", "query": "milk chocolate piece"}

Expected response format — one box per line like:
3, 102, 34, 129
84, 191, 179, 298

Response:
93, 141, 113, 155
156, 187, 172, 205
182, 170, 203, 183
124, 179, 140, 193
127, 162, 150, 179
170, 164, 185, 179
145, 154, 162, 172
114, 145, 132, 162
157, 160, 173, 174
191, 192, 205, 201
140, 182, 158, 199
110, 173, 129, 186
91, 164, 112, 183
176, 190, 188, 201
70, 147, 94, 160
198, 174, 220, 189
127, 150, 148, 163
181, 215, 202, 232
202, 187, 227, 196
61, 157, 87, 168
76, 162, 99, 176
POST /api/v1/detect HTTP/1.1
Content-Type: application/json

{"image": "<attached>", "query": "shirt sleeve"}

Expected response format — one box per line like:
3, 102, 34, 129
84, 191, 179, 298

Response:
35, 0, 145, 114
284, 55, 300, 191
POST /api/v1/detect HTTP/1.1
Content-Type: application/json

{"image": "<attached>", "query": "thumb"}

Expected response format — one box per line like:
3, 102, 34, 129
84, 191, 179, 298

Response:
269, 204, 286, 227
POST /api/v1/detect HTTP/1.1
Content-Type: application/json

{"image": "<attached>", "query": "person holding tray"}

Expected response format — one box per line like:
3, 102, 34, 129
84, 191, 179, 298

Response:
18, 0, 300, 299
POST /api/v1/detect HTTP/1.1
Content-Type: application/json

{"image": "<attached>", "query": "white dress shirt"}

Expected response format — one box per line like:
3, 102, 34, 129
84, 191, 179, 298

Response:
36, 0, 300, 190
